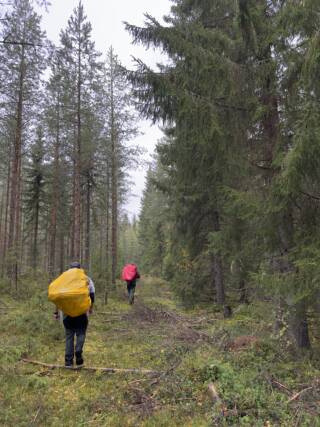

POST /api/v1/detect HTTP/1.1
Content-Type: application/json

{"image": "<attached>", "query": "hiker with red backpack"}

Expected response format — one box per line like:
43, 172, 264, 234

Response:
121, 263, 140, 304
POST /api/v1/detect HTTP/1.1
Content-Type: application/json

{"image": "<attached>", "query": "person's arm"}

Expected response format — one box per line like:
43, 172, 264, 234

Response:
136, 271, 140, 279
54, 306, 59, 320
88, 277, 95, 313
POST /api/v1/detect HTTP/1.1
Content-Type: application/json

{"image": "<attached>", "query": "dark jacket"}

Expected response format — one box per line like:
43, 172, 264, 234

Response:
63, 313, 88, 330
126, 270, 140, 286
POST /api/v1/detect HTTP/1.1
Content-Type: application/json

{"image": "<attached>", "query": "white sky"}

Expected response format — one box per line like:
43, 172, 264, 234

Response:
41, 0, 172, 219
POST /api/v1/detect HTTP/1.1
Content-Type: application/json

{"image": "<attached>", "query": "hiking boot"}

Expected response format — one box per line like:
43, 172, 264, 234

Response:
65, 361, 73, 368
75, 352, 84, 367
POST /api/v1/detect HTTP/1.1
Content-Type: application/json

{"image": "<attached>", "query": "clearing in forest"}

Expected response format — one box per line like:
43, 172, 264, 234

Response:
1, 277, 320, 426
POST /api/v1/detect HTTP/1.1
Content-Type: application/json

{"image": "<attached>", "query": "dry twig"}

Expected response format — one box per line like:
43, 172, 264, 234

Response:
287, 387, 314, 403
22, 359, 160, 375
270, 378, 292, 395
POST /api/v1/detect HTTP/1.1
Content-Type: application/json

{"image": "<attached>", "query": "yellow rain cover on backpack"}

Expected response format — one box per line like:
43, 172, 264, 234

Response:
48, 268, 91, 317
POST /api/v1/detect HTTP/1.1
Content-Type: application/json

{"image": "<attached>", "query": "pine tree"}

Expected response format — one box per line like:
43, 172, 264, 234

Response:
0, 0, 47, 285
58, 1, 102, 265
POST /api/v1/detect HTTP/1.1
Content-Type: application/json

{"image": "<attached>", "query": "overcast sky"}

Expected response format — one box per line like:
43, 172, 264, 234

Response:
41, 0, 172, 219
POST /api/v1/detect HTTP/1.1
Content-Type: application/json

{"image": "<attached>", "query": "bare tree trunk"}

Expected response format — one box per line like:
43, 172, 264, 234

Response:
109, 51, 118, 287
99, 216, 103, 273
32, 196, 40, 273
0, 185, 5, 274
13, 155, 22, 289
42, 223, 48, 274
70, 146, 76, 261
278, 216, 311, 349
104, 168, 111, 304
111, 144, 117, 286
238, 279, 247, 304
1, 152, 11, 277
7, 45, 25, 285
74, 46, 82, 262
0, 187, 4, 249
212, 210, 225, 305
59, 233, 65, 274
289, 301, 311, 349
84, 175, 91, 270
48, 102, 61, 280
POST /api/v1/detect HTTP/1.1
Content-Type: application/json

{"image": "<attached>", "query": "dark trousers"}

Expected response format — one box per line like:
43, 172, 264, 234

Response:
127, 280, 136, 304
63, 315, 88, 364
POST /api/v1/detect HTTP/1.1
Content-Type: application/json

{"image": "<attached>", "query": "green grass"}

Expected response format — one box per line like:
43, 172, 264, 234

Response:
0, 277, 320, 426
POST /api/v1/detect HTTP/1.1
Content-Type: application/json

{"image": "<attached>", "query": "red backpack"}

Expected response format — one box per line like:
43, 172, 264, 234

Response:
121, 264, 138, 281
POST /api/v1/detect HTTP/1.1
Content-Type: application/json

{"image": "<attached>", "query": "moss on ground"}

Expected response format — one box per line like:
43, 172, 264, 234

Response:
0, 277, 320, 426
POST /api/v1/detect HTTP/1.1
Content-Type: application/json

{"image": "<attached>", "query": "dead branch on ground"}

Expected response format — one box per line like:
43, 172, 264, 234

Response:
287, 387, 314, 403
21, 359, 160, 375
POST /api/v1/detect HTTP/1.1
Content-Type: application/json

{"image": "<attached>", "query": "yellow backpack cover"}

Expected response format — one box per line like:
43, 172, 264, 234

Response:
48, 268, 91, 317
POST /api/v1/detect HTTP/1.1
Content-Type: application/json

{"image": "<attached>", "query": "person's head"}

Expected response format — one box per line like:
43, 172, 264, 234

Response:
69, 261, 81, 269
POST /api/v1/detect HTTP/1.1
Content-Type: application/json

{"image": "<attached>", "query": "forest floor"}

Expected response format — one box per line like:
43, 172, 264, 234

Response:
1, 277, 320, 426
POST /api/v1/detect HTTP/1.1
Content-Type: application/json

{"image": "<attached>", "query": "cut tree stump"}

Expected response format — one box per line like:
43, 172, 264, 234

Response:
21, 359, 160, 375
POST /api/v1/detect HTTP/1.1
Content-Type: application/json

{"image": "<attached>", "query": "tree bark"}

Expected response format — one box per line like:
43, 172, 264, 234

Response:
83, 174, 91, 270
104, 166, 111, 304
32, 194, 39, 273
289, 301, 311, 349
48, 100, 61, 281
110, 51, 118, 286
1, 150, 11, 277
7, 44, 25, 284
212, 210, 225, 305
73, 41, 82, 262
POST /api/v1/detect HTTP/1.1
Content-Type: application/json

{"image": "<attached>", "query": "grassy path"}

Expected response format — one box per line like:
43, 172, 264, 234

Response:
1, 277, 320, 426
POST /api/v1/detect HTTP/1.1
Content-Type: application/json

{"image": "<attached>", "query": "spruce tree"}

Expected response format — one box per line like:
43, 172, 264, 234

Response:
103, 47, 139, 285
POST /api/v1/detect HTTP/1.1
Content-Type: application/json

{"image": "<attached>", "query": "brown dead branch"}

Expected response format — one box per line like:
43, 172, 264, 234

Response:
270, 378, 292, 395
287, 387, 314, 403
21, 359, 160, 375
30, 407, 41, 425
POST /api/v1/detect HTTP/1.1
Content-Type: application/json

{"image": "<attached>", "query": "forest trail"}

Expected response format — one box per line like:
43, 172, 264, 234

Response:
1, 278, 320, 426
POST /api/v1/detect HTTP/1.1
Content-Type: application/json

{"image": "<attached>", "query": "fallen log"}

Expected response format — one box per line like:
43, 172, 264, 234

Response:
21, 359, 160, 375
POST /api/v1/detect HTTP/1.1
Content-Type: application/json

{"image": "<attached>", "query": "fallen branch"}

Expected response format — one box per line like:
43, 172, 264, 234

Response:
21, 359, 160, 375
97, 312, 122, 316
270, 378, 292, 395
287, 386, 314, 403
31, 407, 41, 425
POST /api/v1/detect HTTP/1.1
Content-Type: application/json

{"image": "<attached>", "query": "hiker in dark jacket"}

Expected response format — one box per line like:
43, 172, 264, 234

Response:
54, 261, 95, 367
